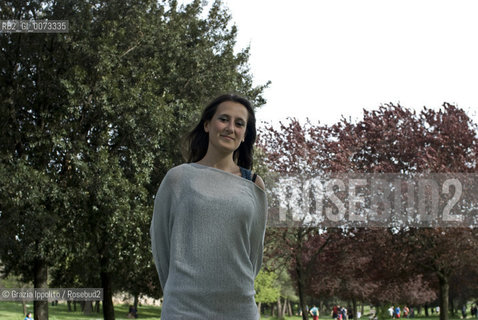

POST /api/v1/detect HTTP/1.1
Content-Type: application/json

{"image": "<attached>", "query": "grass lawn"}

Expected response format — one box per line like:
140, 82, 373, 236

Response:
0, 302, 161, 320
261, 313, 467, 320
0, 302, 470, 320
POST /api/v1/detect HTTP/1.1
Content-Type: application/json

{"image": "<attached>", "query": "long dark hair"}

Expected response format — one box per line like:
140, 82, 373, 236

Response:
183, 94, 256, 169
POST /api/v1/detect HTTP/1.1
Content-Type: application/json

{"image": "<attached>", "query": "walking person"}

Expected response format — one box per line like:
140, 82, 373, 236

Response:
150, 94, 268, 319
333, 305, 339, 320
404, 306, 409, 318
470, 305, 477, 319
395, 306, 401, 319
310, 305, 320, 320
341, 306, 348, 320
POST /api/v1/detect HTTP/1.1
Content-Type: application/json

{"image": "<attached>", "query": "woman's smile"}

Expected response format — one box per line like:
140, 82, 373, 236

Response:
220, 135, 234, 141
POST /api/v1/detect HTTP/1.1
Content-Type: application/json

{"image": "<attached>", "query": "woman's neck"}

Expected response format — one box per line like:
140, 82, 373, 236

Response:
196, 153, 240, 174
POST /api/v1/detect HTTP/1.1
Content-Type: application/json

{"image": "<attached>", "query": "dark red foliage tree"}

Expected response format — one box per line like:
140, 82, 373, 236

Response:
258, 119, 336, 320
259, 103, 478, 320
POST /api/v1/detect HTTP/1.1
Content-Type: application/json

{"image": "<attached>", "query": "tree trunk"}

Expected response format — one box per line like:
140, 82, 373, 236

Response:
282, 298, 288, 317
67, 301, 71, 312
277, 297, 283, 318
83, 301, 93, 314
96, 301, 101, 313
450, 296, 456, 317
352, 298, 358, 320
101, 271, 115, 320
425, 304, 429, 317
134, 293, 139, 311
33, 259, 48, 320
296, 263, 309, 320
288, 300, 293, 316
438, 274, 450, 320
293, 228, 310, 320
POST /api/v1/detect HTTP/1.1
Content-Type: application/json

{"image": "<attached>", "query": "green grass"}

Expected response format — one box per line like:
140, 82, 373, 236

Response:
261, 316, 467, 320
0, 302, 161, 320
0, 302, 471, 320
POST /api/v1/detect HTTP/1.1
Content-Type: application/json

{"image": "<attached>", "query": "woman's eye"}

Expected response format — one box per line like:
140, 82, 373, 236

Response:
236, 122, 245, 127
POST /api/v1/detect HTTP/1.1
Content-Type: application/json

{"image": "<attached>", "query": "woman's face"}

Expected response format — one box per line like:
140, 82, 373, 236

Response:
204, 101, 249, 155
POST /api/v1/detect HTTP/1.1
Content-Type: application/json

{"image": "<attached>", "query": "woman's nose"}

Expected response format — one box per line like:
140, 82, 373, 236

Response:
225, 122, 234, 132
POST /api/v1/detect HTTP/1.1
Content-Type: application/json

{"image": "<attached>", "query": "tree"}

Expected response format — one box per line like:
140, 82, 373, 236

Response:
303, 228, 437, 314
255, 270, 281, 314
0, 1, 80, 318
258, 119, 337, 320
323, 103, 478, 320
1, 1, 268, 320
304, 229, 380, 319
259, 103, 478, 320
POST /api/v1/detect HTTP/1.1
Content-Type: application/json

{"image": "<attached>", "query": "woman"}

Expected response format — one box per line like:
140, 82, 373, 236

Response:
150, 94, 267, 319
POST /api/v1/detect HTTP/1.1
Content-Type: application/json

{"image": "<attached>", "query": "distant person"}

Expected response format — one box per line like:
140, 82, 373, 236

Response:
470, 305, 477, 318
310, 305, 319, 320
389, 306, 394, 318
127, 305, 138, 319
333, 305, 339, 319
341, 306, 348, 320
150, 94, 267, 319
403, 306, 409, 318
24, 312, 33, 320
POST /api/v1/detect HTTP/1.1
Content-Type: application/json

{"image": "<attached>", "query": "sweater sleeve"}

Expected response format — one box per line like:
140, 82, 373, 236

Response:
150, 169, 177, 290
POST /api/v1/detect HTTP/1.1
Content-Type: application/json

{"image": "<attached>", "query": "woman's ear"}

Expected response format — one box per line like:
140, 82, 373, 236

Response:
204, 121, 209, 133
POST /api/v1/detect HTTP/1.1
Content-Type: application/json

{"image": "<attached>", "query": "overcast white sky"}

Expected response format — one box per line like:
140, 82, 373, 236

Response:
220, 0, 478, 127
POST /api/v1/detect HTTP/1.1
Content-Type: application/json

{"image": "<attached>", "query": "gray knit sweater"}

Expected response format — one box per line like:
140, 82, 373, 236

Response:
150, 163, 268, 319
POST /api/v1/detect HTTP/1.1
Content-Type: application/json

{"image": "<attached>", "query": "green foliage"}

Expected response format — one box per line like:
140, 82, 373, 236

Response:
255, 270, 281, 304
1, 0, 268, 315
276, 268, 298, 302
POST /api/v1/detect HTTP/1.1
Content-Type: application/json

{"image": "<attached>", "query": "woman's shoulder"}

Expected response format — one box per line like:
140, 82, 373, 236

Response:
168, 163, 266, 191
161, 164, 191, 185
157, 164, 194, 195
166, 163, 189, 174
253, 174, 265, 191
240, 167, 265, 191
